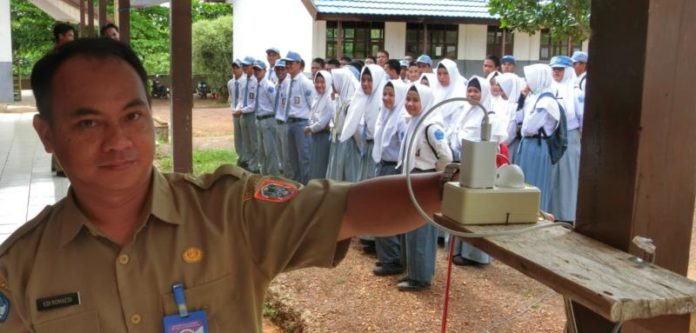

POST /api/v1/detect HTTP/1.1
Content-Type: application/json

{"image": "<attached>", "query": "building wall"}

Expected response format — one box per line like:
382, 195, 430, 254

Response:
384, 22, 406, 59
0, 0, 13, 103
512, 31, 541, 61
232, 0, 315, 64
313, 20, 327, 59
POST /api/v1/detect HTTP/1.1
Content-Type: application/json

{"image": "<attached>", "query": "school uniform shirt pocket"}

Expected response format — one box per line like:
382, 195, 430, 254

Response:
34, 309, 100, 333
161, 275, 238, 332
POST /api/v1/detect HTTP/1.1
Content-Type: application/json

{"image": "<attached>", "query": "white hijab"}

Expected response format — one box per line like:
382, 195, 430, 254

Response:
523, 64, 560, 120
399, 83, 438, 171
311, 70, 333, 116
448, 76, 492, 152
551, 66, 577, 120
330, 68, 358, 141
372, 80, 408, 163
340, 64, 387, 142
495, 73, 523, 144
419, 73, 437, 87
432, 59, 468, 126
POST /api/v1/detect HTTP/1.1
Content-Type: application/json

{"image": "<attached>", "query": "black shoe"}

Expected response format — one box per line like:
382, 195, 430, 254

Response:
397, 280, 431, 291
361, 244, 376, 255
452, 255, 483, 267
373, 264, 405, 276
56, 171, 67, 178
437, 237, 446, 248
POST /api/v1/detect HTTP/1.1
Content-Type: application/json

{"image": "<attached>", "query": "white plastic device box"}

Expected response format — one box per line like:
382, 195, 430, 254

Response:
442, 182, 540, 225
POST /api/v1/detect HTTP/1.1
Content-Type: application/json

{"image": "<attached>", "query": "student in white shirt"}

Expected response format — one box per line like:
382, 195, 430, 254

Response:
252, 60, 280, 176
305, 70, 335, 180
227, 59, 246, 168
326, 67, 361, 182
234, 56, 260, 173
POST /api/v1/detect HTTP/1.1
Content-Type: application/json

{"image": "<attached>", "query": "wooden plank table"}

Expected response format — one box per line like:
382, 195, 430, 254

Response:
433, 214, 696, 322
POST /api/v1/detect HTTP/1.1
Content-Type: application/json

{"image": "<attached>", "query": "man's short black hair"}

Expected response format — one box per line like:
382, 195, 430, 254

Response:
312, 57, 325, 68
100, 23, 119, 37
327, 58, 340, 67
348, 60, 364, 73
340, 56, 352, 63
485, 54, 501, 68
386, 59, 400, 73
366, 56, 376, 63
53, 22, 75, 43
31, 38, 150, 121
378, 50, 390, 58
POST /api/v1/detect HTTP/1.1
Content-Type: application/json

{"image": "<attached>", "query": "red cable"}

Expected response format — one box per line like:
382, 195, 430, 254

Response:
441, 235, 456, 333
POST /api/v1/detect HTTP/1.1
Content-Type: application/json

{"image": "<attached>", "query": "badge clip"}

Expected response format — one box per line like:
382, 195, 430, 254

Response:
172, 283, 189, 318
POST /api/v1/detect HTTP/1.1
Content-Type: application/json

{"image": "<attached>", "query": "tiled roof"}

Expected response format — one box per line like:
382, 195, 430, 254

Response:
312, 0, 497, 19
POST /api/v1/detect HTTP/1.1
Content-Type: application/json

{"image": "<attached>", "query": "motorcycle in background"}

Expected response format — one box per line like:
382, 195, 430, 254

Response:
151, 75, 170, 99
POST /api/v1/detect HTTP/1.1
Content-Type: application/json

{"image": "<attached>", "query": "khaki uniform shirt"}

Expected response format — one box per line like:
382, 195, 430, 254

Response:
0, 165, 351, 333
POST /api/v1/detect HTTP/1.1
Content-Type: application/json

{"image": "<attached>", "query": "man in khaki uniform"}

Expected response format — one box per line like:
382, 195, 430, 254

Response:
0, 39, 443, 332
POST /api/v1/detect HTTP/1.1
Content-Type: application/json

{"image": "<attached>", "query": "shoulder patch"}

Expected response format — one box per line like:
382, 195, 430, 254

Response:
433, 129, 445, 141
267, 86, 275, 95
254, 178, 300, 203
304, 89, 312, 97
0, 292, 9, 323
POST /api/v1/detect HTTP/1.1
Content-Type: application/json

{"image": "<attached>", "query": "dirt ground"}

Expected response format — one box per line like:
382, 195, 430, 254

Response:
150, 98, 696, 332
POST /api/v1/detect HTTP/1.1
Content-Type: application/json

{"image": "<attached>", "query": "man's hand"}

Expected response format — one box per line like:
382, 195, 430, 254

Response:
303, 127, 312, 136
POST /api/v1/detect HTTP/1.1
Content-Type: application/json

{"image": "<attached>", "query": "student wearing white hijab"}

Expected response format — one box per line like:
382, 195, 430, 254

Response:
448, 76, 495, 266
397, 84, 452, 291
549, 56, 582, 221
432, 59, 468, 128
372, 80, 409, 276
305, 70, 336, 180
326, 67, 361, 182
517, 64, 561, 212
494, 72, 524, 147
340, 64, 388, 181
419, 72, 437, 87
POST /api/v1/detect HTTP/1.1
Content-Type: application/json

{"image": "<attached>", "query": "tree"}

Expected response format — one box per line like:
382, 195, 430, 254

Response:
488, 0, 591, 43
10, 0, 55, 77
192, 15, 233, 100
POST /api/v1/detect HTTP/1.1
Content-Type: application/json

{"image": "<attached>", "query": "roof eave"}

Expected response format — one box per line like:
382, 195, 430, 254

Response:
315, 12, 499, 25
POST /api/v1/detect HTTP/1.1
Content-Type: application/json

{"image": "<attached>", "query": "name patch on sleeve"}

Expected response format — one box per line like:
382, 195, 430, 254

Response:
0, 292, 9, 322
36, 292, 80, 312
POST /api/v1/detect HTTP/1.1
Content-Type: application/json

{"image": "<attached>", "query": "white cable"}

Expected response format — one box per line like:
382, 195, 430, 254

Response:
404, 97, 572, 238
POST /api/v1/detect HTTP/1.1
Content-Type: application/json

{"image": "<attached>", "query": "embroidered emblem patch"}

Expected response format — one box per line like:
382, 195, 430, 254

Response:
254, 179, 299, 203
0, 292, 9, 323
182, 247, 203, 263
434, 129, 445, 141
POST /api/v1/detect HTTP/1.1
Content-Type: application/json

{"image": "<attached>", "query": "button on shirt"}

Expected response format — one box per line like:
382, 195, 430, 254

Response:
286, 74, 315, 119
255, 78, 276, 118
0, 166, 351, 333
237, 75, 258, 114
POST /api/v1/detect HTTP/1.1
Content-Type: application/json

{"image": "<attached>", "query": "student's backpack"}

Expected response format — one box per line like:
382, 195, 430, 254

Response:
534, 92, 567, 164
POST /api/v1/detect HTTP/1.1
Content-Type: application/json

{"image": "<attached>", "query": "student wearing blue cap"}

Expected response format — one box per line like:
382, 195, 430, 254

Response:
416, 54, 433, 77
501, 55, 516, 74
399, 59, 410, 82
227, 59, 246, 169
266, 47, 281, 84
253, 60, 280, 176
282, 51, 315, 184
273, 60, 292, 178
235, 56, 260, 172
549, 55, 582, 222
572, 51, 588, 91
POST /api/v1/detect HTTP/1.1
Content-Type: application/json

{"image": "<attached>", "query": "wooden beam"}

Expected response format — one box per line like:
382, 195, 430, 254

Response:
118, 0, 129, 45
79, 0, 85, 38
98, 0, 106, 30
575, 0, 696, 331
87, 0, 94, 37
170, 0, 192, 173
337, 20, 343, 58
300, 0, 317, 20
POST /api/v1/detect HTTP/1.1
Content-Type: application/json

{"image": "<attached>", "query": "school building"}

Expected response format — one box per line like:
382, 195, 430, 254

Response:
232, 0, 589, 77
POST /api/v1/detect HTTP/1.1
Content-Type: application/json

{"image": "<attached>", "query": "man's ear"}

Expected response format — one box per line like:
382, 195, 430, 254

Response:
33, 114, 54, 153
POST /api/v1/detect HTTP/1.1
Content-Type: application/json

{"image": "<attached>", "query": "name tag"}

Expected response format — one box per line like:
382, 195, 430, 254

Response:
163, 310, 207, 333
293, 96, 301, 105
36, 292, 80, 312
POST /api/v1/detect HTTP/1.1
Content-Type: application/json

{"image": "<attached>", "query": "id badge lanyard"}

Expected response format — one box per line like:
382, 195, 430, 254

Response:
162, 283, 208, 333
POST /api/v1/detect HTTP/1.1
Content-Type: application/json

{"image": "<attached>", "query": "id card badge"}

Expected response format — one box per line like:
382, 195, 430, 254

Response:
163, 283, 208, 333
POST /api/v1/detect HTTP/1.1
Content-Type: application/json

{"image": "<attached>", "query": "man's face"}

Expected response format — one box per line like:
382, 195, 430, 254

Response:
417, 63, 431, 75
400, 67, 408, 80
286, 61, 301, 76
311, 62, 322, 76
377, 52, 388, 66
483, 59, 496, 76
242, 65, 253, 76
501, 62, 515, 73
104, 27, 119, 40
33, 56, 154, 194
552, 67, 565, 82
339, 59, 348, 66
232, 65, 243, 78
573, 62, 586, 76
326, 63, 338, 71
266, 51, 279, 66
58, 30, 75, 46
275, 66, 288, 81
253, 67, 266, 81
408, 66, 420, 82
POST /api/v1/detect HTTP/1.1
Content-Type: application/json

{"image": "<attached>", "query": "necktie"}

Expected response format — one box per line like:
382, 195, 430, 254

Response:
254, 81, 260, 112
273, 82, 281, 114
234, 81, 239, 106
243, 78, 250, 106
285, 78, 295, 116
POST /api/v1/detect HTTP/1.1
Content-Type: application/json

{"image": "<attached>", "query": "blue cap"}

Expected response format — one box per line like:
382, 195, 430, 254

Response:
282, 50, 302, 62
275, 59, 287, 68
266, 47, 280, 55
232, 58, 242, 67
253, 60, 267, 70
501, 55, 515, 65
549, 55, 573, 68
416, 54, 432, 66
241, 56, 256, 66
571, 51, 588, 63
399, 59, 409, 67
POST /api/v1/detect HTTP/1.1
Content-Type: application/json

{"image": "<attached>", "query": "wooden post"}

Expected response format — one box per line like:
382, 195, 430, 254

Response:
98, 0, 106, 31
87, 0, 95, 37
79, 0, 85, 38
117, 0, 130, 45
337, 20, 343, 58
573, 0, 696, 331
170, 0, 193, 173
501, 29, 506, 55
422, 23, 428, 54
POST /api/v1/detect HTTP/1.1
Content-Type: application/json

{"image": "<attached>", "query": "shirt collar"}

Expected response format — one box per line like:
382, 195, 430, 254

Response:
58, 168, 182, 246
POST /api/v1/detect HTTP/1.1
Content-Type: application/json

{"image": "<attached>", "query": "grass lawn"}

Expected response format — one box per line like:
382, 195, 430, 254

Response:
155, 149, 238, 176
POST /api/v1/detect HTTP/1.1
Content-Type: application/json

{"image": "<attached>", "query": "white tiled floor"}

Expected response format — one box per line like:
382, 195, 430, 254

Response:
0, 113, 70, 243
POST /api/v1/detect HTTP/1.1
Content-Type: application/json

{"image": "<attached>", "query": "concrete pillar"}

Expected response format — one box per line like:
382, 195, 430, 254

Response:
384, 22, 406, 59
0, 0, 13, 103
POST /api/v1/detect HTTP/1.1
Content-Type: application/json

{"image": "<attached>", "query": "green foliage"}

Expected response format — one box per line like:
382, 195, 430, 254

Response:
488, 0, 591, 42
193, 1, 232, 21
192, 15, 233, 96
155, 149, 237, 176
10, 0, 55, 76
130, 6, 171, 75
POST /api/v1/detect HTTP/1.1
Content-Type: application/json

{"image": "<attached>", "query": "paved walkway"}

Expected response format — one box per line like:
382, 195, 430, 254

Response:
0, 113, 69, 243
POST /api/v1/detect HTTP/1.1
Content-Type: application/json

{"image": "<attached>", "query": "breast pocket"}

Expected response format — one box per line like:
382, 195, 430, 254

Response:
161, 275, 238, 333
35, 310, 100, 333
